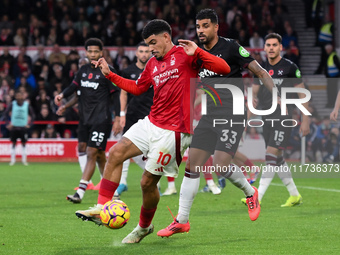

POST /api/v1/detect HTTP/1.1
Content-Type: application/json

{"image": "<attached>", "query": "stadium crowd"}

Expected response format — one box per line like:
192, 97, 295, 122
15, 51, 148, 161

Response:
0, 0, 338, 162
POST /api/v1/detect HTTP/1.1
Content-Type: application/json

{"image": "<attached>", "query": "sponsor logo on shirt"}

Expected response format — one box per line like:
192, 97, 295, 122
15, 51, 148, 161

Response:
198, 69, 218, 78
153, 66, 158, 73
153, 69, 179, 86
81, 80, 100, 90
296, 69, 301, 78
131, 74, 136, 79
259, 78, 283, 86
239, 46, 250, 57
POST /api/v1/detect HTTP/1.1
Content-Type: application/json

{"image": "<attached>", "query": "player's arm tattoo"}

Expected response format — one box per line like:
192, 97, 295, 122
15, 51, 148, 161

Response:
248, 60, 276, 93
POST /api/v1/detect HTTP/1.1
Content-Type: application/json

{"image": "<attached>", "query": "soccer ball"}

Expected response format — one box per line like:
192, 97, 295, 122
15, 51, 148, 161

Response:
100, 200, 130, 229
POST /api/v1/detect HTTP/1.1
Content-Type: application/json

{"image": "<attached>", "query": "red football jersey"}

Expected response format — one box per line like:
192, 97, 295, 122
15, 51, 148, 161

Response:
136, 46, 200, 134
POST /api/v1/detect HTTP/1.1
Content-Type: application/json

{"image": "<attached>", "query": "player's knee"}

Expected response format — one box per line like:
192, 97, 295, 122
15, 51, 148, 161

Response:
140, 178, 153, 192
78, 142, 87, 153
108, 145, 125, 163
86, 147, 98, 160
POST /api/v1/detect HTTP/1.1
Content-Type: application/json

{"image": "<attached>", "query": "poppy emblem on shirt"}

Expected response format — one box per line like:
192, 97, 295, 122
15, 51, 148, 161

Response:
161, 62, 166, 71
269, 70, 274, 76
88, 73, 93, 79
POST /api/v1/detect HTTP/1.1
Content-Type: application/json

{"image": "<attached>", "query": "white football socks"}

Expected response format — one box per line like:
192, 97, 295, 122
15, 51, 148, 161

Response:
277, 162, 299, 196
258, 164, 276, 201
77, 179, 89, 199
177, 176, 200, 224
22, 146, 27, 164
10, 146, 15, 164
227, 164, 254, 197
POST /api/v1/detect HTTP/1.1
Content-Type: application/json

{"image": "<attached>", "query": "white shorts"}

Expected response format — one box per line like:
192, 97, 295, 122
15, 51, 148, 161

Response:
123, 116, 192, 177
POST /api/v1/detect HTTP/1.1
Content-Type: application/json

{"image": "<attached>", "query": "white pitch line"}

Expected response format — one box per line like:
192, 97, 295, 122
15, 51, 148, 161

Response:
270, 183, 340, 193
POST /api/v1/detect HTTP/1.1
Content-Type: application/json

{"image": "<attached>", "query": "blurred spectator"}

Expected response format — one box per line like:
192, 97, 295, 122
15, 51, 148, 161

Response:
226, 5, 242, 27
0, 14, 13, 32
163, 0, 179, 19
46, 27, 58, 46
315, 18, 333, 74
34, 102, 55, 134
238, 29, 249, 47
249, 32, 264, 49
313, 116, 334, 162
74, 13, 90, 36
0, 78, 12, 101
306, 117, 319, 161
251, 51, 264, 66
0, 28, 13, 46
324, 44, 340, 108
41, 124, 60, 138
0, 47, 14, 76
243, 4, 256, 36
103, 49, 114, 67
32, 45, 49, 78
48, 44, 67, 65
114, 46, 129, 71
283, 46, 300, 67
34, 89, 51, 115
196, 0, 210, 12
246, 126, 261, 140
282, 25, 298, 49
16, 46, 32, 69
137, 12, 150, 33
323, 127, 340, 163
13, 27, 27, 47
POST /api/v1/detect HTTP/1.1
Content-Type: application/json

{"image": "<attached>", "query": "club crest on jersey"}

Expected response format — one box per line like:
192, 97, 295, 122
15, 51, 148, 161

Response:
82, 73, 87, 77
95, 75, 100, 79
170, 55, 176, 66
130, 74, 136, 79
278, 69, 283, 75
88, 73, 93, 79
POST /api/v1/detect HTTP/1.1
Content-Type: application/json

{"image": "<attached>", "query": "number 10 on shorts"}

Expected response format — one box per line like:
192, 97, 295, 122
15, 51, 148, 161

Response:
157, 152, 172, 166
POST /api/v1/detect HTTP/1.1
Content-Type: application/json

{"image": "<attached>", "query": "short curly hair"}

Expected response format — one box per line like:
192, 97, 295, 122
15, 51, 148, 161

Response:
142, 19, 172, 40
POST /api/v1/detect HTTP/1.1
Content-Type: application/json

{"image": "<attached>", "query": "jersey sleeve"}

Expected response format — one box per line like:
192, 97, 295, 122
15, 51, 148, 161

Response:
289, 62, 303, 86
190, 47, 231, 74
135, 61, 152, 91
231, 40, 254, 69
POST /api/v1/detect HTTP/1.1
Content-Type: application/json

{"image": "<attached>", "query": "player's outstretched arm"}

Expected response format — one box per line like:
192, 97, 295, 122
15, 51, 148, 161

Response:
178, 39, 230, 75
330, 91, 340, 121
178, 39, 198, 56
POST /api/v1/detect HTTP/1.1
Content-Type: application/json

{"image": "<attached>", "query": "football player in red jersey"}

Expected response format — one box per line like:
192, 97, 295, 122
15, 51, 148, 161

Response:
75, 19, 231, 244
158, 9, 277, 237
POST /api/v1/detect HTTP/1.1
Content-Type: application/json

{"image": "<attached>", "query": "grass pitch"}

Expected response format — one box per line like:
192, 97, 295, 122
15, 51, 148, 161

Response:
1, 162, 339, 255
